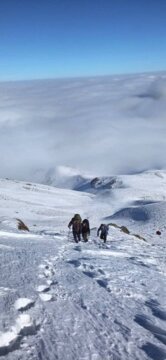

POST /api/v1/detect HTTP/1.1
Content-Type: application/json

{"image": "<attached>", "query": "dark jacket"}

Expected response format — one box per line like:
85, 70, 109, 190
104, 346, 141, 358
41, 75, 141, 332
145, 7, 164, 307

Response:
82, 219, 90, 234
97, 224, 109, 236
68, 215, 82, 233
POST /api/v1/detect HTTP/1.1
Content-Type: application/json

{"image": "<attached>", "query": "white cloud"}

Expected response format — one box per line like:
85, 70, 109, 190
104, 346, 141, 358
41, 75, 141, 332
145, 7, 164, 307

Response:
0, 73, 166, 180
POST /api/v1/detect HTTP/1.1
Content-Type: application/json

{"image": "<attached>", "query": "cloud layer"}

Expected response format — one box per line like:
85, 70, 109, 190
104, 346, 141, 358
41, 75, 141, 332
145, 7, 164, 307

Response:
0, 72, 166, 181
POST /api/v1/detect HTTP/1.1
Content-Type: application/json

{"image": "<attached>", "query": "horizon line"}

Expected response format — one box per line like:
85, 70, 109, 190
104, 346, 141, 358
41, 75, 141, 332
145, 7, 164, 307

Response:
0, 69, 166, 84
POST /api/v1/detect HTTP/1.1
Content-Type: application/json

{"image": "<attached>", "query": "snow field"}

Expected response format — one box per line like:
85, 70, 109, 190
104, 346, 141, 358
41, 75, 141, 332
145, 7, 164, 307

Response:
0, 176, 165, 359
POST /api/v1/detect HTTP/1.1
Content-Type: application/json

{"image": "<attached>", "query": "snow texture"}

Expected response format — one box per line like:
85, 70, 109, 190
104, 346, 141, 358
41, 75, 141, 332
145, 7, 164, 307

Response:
14, 298, 35, 312
0, 173, 165, 359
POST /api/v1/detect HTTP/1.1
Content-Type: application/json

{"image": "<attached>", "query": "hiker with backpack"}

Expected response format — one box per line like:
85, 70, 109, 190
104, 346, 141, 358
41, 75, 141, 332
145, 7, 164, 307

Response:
68, 214, 82, 243
97, 224, 109, 243
81, 219, 90, 242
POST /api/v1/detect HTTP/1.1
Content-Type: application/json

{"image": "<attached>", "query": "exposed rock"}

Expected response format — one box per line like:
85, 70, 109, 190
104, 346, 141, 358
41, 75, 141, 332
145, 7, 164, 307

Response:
16, 219, 29, 232
90, 177, 100, 188
132, 234, 146, 241
120, 226, 130, 234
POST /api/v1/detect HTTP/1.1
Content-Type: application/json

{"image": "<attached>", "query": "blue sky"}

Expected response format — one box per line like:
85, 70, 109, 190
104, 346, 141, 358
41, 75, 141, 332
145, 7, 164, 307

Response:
0, 0, 166, 80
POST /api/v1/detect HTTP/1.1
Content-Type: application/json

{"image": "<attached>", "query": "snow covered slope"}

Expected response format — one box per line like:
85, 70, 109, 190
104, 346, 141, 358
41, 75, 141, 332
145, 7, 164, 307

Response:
0, 175, 166, 360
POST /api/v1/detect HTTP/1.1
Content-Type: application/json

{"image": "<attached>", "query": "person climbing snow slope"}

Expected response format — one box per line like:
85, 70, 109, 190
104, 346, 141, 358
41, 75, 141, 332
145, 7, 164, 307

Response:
68, 214, 82, 243
81, 218, 90, 242
97, 224, 109, 243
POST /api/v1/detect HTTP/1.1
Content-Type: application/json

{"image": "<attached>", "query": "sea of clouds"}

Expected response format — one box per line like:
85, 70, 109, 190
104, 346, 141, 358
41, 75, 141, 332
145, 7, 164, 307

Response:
0, 72, 166, 181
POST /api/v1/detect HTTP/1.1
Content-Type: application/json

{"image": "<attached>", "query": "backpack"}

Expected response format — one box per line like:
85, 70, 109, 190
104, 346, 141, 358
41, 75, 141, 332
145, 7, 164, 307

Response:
82, 219, 90, 232
73, 219, 82, 233
74, 214, 82, 222
101, 224, 108, 235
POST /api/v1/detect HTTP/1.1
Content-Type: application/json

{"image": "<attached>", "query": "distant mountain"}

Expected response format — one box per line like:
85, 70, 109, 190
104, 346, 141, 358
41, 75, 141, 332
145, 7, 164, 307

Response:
32, 165, 124, 193
33, 167, 166, 225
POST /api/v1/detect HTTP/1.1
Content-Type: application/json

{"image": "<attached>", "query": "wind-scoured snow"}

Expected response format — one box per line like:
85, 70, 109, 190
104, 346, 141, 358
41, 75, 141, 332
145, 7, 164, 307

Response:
0, 174, 165, 359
